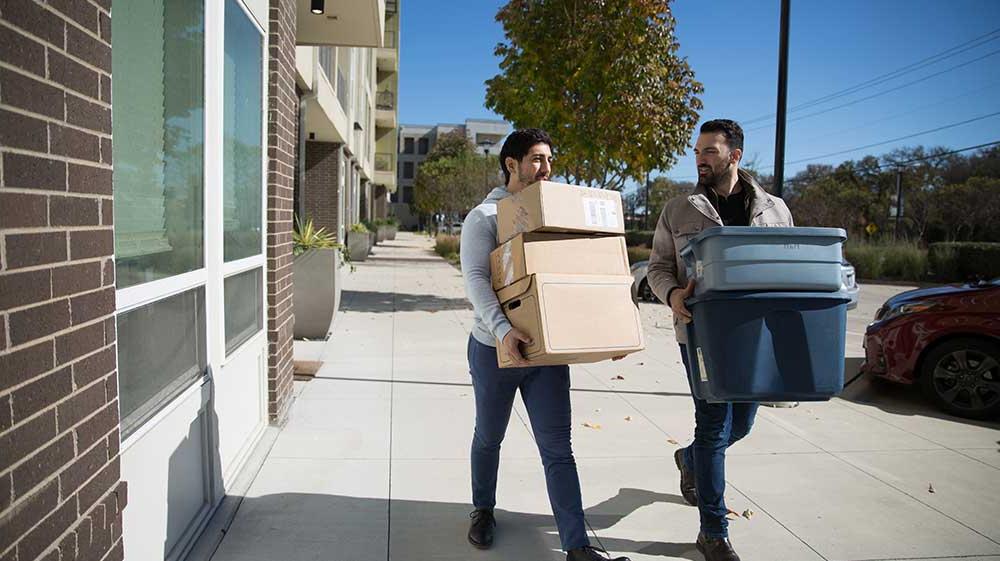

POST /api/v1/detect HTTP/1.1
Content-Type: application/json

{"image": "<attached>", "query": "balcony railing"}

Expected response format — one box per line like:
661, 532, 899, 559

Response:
375, 152, 394, 172
376, 90, 394, 111
337, 69, 349, 110
386, 0, 397, 15
383, 30, 396, 49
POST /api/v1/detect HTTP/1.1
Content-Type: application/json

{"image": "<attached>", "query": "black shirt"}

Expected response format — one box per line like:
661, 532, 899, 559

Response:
709, 183, 750, 226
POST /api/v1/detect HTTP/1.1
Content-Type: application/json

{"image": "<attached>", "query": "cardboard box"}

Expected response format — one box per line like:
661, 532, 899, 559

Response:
495, 274, 645, 368
490, 233, 630, 290
497, 181, 625, 244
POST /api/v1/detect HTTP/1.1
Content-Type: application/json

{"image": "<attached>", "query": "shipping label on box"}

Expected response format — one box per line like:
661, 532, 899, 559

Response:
497, 181, 625, 243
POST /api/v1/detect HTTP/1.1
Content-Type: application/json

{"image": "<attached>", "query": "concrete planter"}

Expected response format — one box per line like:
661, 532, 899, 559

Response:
347, 230, 370, 262
293, 248, 342, 339
368, 231, 376, 250
386, 225, 397, 240
376, 225, 390, 244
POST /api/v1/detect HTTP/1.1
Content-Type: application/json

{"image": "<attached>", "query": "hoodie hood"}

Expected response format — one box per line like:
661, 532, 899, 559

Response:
482, 186, 509, 205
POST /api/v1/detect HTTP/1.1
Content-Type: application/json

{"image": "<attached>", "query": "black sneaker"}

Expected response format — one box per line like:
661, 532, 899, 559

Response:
467, 508, 495, 549
674, 448, 698, 506
696, 532, 741, 561
566, 545, 630, 561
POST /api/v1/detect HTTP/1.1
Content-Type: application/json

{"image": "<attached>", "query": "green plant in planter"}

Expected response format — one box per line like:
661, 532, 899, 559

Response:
293, 217, 353, 271
349, 222, 370, 234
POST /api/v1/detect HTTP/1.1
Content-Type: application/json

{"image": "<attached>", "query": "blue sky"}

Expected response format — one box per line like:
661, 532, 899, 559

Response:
397, 1, 1000, 190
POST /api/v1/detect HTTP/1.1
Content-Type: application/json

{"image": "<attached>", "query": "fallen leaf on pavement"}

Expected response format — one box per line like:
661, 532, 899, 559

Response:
624, 416, 632, 422
612, 375, 625, 380
928, 484, 935, 493
637, 362, 644, 366
583, 422, 602, 430
667, 438, 679, 445
726, 509, 740, 520
742, 509, 754, 520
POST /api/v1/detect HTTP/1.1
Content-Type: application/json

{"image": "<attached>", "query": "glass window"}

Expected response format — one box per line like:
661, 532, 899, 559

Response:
403, 161, 413, 179
112, 0, 205, 288
418, 138, 429, 155
403, 185, 414, 204
118, 288, 207, 438
403, 137, 414, 154
224, 268, 263, 355
223, 0, 264, 262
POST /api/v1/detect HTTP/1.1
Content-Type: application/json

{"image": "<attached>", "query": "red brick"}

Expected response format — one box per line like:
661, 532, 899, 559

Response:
0, 479, 58, 552
75, 400, 117, 451
0, 391, 9, 431
98, 11, 110, 43
50, 195, 100, 227
56, 378, 104, 432
100, 199, 112, 226
71, 346, 114, 387
50, 123, 101, 163
66, 26, 110, 74
77, 456, 118, 513
99, 73, 111, 104
0, 472, 10, 512
48, 48, 100, 100
0, 340, 54, 392
103, 372, 116, 402
48, 0, 99, 35
0, 190, 48, 229
59, 530, 78, 561
12, 433, 74, 498
52, 261, 102, 297
70, 288, 114, 326
18, 497, 78, 561
2, 152, 68, 191
66, 94, 111, 134
0, 17, 46, 76
11, 366, 72, 423
0, 0, 66, 47
103, 539, 123, 561
69, 230, 112, 260
56, 322, 105, 365
9, 299, 70, 346
105, 431, 118, 460
102, 318, 114, 344
0, 409, 56, 472
0, 315, 5, 352
0, 67, 64, 119
0, 108, 48, 151
4, 231, 67, 270
100, 137, 111, 165
68, 164, 112, 195
59, 438, 107, 500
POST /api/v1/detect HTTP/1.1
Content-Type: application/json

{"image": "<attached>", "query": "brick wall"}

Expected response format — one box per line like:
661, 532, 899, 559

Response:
0, 1, 126, 560
302, 141, 342, 242
266, 0, 297, 425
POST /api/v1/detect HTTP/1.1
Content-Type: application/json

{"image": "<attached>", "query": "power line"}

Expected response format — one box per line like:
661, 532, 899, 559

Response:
745, 47, 1000, 132
759, 110, 1000, 170
741, 27, 1000, 125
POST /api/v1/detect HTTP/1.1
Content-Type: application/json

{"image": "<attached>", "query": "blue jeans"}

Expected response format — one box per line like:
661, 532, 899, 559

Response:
468, 336, 589, 551
678, 343, 758, 538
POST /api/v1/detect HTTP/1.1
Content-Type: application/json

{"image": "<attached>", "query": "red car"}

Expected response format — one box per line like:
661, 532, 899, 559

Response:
862, 278, 1000, 419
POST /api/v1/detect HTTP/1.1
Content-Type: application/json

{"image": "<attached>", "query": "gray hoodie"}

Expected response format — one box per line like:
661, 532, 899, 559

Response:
460, 186, 513, 347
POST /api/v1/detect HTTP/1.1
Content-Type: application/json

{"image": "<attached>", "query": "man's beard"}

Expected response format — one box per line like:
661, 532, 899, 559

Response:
516, 168, 547, 186
697, 163, 730, 189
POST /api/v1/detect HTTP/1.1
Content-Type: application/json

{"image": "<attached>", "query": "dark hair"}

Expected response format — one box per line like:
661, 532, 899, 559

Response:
498, 128, 553, 184
700, 119, 744, 152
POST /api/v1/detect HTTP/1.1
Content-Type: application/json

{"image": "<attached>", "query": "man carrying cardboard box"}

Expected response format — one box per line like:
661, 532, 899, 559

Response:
647, 119, 794, 561
460, 129, 630, 561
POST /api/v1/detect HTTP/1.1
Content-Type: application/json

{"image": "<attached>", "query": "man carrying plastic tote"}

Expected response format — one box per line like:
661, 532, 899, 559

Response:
460, 128, 630, 561
646, 119, 794, 561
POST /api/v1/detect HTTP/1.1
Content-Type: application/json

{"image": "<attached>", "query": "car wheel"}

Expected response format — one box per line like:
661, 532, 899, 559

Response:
639, 279, 660, 303
919, 338, 1000, 419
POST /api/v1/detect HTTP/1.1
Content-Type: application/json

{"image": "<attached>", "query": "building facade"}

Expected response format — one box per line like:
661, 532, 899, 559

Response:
390, 118, 510, 229
0, 1, 399, 561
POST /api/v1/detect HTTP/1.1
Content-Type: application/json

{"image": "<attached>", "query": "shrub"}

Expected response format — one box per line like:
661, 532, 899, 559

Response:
929, 242, 1000, 281
627, 246, 651, 265
349, 222, 370, 234
435, 234, 460, 259
845, 241, 926, 281
625, 230, 655, 248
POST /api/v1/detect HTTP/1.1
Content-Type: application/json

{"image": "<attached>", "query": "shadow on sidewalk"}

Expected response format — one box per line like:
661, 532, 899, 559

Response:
211, 488, 699, 560
340, 290, 473, 313
840, 372, 1000, 429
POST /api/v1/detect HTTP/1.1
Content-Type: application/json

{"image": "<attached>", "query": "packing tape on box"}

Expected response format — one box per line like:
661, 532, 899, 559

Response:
502, 242, 514, 286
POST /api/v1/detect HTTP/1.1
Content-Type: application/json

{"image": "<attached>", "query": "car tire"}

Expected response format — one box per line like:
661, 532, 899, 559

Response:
639, 280, 660, 303
919, 338, 1000, 420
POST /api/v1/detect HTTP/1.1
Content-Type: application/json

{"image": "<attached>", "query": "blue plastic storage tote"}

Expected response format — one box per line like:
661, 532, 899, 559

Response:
680, 226, 847, 295
684, 290, 850, 402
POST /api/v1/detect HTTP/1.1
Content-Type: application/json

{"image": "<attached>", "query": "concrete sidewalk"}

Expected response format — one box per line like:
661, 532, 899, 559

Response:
208, 232, 1000, 561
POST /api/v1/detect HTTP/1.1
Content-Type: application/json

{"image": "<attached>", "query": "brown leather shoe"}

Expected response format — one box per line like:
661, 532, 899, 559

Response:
696, 532, 740, 561
674, 448, 698, 506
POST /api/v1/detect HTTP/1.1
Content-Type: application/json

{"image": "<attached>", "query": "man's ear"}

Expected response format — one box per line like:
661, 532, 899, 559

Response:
731, 148, 743, 165
505, 156, 518, 174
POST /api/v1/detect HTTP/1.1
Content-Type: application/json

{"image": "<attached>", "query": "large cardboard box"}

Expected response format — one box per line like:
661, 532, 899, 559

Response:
490, 233, 630, 290
497, 181, 625, 244
495, 274, 645, 368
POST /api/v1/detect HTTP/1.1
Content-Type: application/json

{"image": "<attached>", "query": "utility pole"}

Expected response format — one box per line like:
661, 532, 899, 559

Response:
773, 0, 791, 197
644, 171, 651, 230
894, 168, 904, 239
